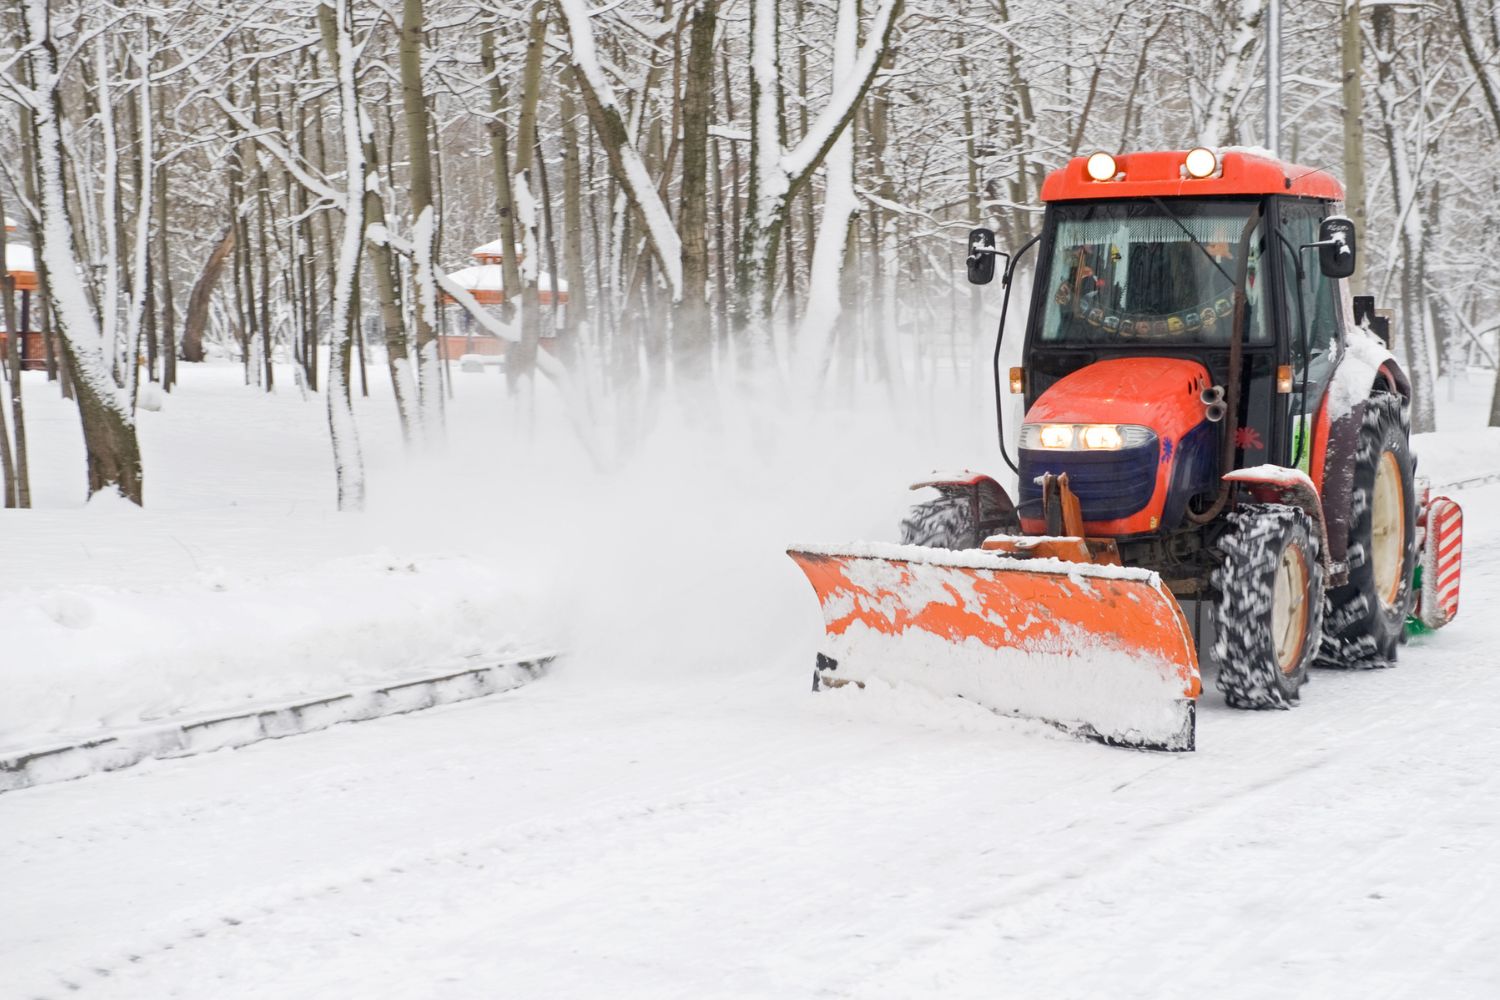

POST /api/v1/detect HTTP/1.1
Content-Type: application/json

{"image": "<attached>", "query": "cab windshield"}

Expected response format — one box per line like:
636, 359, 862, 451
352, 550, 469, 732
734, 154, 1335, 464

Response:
1039, 199, 1268, 346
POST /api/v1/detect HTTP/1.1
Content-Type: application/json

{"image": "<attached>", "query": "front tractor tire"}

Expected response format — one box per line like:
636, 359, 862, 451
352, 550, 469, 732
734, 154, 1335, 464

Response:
901, 493, 979, 550
1318, 393, 1417, 669
1212, 504, 1326, 709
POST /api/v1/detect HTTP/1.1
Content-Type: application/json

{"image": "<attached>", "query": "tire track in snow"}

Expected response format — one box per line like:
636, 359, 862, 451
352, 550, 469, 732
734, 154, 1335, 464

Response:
832, 517, 1500, 998
15, 706, 904, 998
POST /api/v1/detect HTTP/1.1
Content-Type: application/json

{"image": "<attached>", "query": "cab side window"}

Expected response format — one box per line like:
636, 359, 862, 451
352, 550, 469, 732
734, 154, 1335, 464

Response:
1278, 202, 1339, 390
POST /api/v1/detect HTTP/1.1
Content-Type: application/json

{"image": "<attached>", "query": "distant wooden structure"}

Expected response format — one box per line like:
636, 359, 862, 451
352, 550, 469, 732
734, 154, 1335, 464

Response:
0, 217, 44, 370
440, 241, 568, 361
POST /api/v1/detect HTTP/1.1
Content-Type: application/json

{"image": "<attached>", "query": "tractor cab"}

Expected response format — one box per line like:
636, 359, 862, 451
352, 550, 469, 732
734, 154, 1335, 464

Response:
970, 149, 1364, 583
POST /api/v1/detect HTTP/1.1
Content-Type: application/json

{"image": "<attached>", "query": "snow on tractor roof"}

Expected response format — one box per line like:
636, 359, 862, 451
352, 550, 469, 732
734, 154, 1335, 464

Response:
1041, 149, 1345, 203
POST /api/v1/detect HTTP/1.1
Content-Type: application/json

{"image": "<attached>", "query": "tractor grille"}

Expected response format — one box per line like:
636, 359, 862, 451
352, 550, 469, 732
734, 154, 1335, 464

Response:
1018, 442, 1159, 523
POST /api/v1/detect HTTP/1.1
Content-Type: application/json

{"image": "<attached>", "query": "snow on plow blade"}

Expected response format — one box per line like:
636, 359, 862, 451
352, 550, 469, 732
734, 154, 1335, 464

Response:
787, 543, 1201, 751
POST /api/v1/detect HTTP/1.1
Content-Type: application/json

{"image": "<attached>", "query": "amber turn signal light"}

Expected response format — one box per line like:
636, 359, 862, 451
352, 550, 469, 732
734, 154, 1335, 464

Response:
1276, 364, 1294, 394
1009, 367, 1025, 394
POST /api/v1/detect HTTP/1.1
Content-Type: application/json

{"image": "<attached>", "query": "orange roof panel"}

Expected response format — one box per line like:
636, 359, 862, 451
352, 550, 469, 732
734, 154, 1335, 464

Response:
1040, 149, 1345, 203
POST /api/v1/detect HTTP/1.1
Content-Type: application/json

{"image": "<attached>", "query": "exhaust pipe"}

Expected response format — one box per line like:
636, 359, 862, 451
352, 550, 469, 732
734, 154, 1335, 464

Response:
1201, 385, 1227, 423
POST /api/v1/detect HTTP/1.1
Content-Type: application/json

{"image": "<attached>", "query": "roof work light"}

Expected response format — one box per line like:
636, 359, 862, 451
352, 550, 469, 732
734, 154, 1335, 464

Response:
1184, 147, 1218, 178
1085, 152, 1118, 182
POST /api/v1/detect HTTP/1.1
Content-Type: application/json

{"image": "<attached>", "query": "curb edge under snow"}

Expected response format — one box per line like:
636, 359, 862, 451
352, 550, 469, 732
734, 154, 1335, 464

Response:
0, 654, 556, 795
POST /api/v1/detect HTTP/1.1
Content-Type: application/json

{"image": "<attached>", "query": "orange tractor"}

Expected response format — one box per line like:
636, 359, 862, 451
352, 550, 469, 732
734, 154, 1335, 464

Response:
789, 148, 1463, 750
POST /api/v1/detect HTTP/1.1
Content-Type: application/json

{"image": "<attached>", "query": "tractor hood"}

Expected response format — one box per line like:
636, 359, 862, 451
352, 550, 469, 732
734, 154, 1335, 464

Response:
1018, 356, 1220, 535
1025, 357, 1213, 439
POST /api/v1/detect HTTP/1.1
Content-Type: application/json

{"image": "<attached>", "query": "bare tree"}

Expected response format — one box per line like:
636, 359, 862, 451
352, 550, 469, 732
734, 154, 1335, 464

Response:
12, 1, 143, 503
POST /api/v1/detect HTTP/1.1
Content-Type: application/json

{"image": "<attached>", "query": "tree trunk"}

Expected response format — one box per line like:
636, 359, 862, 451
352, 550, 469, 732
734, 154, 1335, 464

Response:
250, 66, 274, 393
319, 0, 367, 510
677, 0, 718, 381
508, 1, 548, 391
0, 361, 15, 508
1341, 0, 1367, 293
558, 0, 683, 302
738, 0, 902, 332
359, 120, 417, 440
480, 29, 525, 327
535, 129, 566, 360
1371, 4, 1436, 433
559, 86, 588, 336
156, 154, 175, 390
400, 0, 442, 428
995, 0, 1039, 241
1450, 0, 1500, 425
20, 1, 143, 503
254, 204, 273, 390
795, 0, 862, 384
0, 184, 30, 507
181, 226, 234, 363
124, 20, 154, 407
1199, 0, 1266, 147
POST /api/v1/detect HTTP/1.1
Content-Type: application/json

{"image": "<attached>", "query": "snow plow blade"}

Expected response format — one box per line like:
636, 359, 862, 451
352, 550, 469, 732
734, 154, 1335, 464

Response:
788, 542, 1201, 751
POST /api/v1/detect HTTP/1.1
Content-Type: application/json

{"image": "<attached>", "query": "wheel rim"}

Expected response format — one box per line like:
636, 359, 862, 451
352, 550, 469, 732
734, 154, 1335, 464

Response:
1272, 542, 1311, 674
1371, 451, 1406, 609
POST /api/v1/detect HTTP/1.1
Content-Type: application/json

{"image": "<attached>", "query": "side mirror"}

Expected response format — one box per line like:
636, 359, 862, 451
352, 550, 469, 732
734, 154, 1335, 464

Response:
1318, 215, 1356, 279
967, 228, 998, 285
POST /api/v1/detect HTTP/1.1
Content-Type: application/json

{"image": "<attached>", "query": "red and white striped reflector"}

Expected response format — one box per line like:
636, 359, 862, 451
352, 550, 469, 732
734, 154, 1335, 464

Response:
1418, 495, 1462, 628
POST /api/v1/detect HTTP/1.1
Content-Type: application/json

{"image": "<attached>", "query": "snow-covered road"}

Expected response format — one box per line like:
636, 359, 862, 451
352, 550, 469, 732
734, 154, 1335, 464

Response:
6, 489, 1498, 999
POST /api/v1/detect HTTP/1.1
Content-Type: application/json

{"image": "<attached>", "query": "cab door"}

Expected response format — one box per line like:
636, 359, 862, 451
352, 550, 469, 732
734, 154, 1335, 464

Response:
1273, 199, 1344, 473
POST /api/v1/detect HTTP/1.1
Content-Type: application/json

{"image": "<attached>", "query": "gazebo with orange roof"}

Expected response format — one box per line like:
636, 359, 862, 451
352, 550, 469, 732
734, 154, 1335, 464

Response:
0, 217, 44, 370
440, 240, 569, 361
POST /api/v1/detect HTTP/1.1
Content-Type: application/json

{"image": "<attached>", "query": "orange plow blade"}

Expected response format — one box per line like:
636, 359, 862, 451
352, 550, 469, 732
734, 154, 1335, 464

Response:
788, 542, 1201, 751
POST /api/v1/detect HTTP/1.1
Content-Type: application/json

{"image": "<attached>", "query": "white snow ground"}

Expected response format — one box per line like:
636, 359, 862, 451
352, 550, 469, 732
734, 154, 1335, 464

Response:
2, 362, 1499, 998
0, 365, 552, 751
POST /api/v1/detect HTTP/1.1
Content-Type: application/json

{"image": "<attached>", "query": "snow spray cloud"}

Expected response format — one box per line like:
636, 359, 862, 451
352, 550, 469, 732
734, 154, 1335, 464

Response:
364, 341, 1006, 689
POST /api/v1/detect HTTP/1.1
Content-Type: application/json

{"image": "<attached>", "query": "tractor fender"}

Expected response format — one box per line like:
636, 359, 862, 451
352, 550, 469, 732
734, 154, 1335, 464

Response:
1223, 466, 1339, 585
910, 472, 1021, 538
1319, 322, 1412, 574
910, 470, 1006, 491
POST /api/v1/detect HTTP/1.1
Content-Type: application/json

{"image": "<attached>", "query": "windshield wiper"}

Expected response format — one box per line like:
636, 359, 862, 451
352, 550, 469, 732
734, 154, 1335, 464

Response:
1148, 196, 1241, 289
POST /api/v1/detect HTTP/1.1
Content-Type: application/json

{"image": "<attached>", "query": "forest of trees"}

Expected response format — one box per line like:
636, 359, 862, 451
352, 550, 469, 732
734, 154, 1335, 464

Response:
3, 0, 1500, 509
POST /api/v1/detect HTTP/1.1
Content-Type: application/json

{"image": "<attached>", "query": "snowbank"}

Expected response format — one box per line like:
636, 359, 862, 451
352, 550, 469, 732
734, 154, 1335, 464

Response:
0, 547, 538, 750
0, 364, 553, 750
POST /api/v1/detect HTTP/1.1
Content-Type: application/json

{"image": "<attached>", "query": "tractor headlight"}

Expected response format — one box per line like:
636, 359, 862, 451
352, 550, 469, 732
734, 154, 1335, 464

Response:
1036, 424, 1076, 449
1079, 425, 1124, 450
1021, 423, 1155, 451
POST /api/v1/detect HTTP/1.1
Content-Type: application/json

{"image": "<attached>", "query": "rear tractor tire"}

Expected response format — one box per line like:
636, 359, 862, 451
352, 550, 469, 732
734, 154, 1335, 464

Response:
1212, 503, 1325, 709
1317, 393, 1417, 669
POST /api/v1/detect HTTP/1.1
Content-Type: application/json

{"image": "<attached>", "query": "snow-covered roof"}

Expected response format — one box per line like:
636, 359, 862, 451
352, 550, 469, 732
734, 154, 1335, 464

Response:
6, 243, 35, 274
470, 239, 512, 259
3, 243, 37, 290
446, 264, 565, 294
